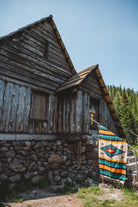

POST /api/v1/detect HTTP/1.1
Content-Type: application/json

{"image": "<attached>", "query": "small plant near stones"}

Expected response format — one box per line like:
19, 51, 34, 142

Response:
11, 197, 23, 203
35, 178, 51, 189
56, 178, 78, 194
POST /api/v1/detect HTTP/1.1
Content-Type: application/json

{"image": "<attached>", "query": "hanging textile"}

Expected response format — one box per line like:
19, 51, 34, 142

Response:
98, 125, 127, 183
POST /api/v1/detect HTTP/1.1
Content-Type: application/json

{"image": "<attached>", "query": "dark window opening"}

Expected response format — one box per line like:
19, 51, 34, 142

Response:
89, 98, 99, 130
43, 40, 49, 59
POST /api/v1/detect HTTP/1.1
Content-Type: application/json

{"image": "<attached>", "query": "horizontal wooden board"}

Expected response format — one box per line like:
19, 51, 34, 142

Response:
0, 134, 56, 140
1, 42, 72, 77
0, 75, 54, 95
0, 67, 57, 91
0, 48, 67, 82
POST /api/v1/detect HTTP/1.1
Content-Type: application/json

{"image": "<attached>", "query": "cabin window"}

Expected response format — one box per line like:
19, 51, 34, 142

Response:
30, 91, 47, 120
43, 39, 49, 59
89, 98, 99, 130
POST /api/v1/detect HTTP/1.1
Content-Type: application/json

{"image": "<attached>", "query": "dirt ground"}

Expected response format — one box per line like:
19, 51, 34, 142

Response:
9, 185, 124, 207
10, 194, 83, 207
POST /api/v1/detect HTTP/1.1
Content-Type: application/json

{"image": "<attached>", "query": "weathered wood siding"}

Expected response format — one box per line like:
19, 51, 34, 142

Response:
0, 80, 57, 134
57, 92, 77, 134
99, 99, 118, 135
57, 87, 118, 135
0, 80, 31, 132
0, 20, 73, 94
57, 90, 93, 135
79, 73, 103, 100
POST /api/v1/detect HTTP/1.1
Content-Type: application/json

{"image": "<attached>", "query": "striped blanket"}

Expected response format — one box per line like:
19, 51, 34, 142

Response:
98, 125, 127, 183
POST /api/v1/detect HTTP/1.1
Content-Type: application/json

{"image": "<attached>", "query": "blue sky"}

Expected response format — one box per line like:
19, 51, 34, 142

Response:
0, 0, 138, 91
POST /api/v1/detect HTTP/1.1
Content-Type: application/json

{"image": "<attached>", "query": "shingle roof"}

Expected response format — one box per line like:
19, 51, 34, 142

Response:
0, 15, 76, 75
56, 65, 97, 92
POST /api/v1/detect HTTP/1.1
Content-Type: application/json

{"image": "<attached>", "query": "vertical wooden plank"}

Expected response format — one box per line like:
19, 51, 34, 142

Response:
107, 107, 111, 130
58, 96, 62, 133
70, 95, 75, 133
23, 87, 31, 132
9, 84, 20, 132
100, 99, 103, 124
0, 80, 5, 123
48, 94, 54, 134
63, 96, 66, 133
83, 92, 88, 134
104, 101, 108, 128
42, 121, 48, 133
0, 82, 13, 132
53, 96, 57, 133
101, 99, 104, 124
15, 86, 26, 132
65, 96, 70, 133
35, 121, 42, 134
28, 121, 35, 133
30, 92, 47, 120
87, 94, 90, 133
76, 90, 83, 133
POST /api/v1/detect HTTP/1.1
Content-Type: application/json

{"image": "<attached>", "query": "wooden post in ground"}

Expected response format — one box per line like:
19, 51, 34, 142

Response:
102, 176, 104, 184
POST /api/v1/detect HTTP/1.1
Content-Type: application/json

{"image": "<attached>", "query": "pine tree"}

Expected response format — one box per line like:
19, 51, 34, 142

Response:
108, 85, 138, 144
119, 90, 136, 143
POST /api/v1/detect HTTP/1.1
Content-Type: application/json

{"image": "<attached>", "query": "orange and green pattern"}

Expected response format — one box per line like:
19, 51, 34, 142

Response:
98, 125, 127, 182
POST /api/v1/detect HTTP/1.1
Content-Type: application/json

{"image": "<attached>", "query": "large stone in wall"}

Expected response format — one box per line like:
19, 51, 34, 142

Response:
0, 174, 8, 181
48, 153, 64, 164
5, 150, 15, 158
9, 174, 21, 182
9, 159, 26, 172
32, 175, 44, 184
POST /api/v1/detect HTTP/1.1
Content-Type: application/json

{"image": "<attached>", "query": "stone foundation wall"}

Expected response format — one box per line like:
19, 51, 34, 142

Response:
0, 139, 99, 188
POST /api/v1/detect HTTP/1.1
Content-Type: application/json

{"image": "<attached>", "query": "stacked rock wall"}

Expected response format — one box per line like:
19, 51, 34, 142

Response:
0, 139, 99, 188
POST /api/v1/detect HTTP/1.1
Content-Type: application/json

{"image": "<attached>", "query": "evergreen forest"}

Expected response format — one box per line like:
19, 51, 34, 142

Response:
107, 85, 138, 144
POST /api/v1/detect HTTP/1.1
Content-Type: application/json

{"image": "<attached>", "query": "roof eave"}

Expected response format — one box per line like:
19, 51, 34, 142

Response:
94, 66, 126, 138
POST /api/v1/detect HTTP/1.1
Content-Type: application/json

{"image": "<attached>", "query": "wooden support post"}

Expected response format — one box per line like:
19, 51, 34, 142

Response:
102, 176, 104, 184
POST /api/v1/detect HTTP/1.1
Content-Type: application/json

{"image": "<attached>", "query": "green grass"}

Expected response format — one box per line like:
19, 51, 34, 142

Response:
77, 186, 138, 207
27, 205, 32, 207
84, 196, 102, 207
131, 143, 138, 155
77, 186, 105, 207
77, 186, 104, 197
102, 199, 116, 206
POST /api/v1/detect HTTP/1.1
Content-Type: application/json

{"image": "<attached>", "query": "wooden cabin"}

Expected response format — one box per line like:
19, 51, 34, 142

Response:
0, 15, 125, 141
